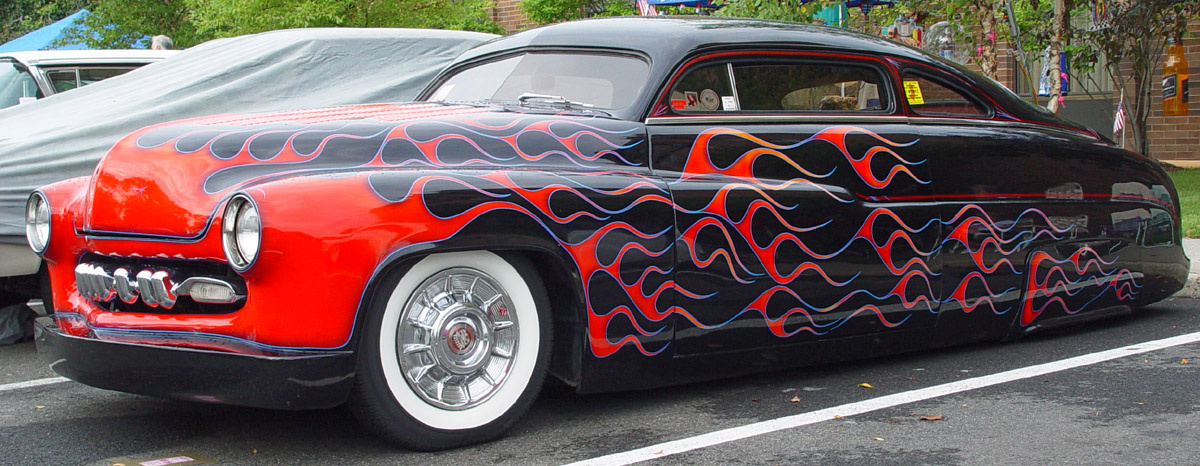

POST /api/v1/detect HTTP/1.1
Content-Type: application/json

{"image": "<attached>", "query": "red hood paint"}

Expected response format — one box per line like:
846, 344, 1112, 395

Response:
83, 103, 496, 238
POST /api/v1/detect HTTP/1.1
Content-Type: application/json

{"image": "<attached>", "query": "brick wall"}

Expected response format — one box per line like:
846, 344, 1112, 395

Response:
1144, 19, 1200, 160
493, 0, 537, 33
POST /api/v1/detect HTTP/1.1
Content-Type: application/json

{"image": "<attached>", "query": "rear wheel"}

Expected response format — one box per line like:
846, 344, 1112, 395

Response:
350, 251, 551, 450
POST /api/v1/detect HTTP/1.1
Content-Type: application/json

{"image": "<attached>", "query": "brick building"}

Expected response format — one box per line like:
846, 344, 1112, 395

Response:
488, 5, 1198, 160
1141, 20, 1200, 161
492, 0, 535, 33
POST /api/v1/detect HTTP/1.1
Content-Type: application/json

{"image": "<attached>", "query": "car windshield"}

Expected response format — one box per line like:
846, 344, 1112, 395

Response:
0, 60, 42, 109
427, 52, 649, 112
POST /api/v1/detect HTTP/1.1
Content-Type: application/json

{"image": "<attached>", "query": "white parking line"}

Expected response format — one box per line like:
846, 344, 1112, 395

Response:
566, 331, 1200, 466
0, 377, 69, 392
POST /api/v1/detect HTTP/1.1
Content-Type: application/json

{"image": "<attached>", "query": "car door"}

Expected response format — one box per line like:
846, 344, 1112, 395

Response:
899, 64, 1145, 337
648, 52, 942, 356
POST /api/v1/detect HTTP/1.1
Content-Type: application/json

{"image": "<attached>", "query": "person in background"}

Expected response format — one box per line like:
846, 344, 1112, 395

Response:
151, 35, 174, 50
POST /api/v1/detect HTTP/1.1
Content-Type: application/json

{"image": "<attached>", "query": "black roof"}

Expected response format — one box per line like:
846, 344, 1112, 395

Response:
441, 17, 1091, 134
456, 16, 933, 65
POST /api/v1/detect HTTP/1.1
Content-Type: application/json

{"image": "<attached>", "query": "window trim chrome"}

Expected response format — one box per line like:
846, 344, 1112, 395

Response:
644, 114, 1101, 141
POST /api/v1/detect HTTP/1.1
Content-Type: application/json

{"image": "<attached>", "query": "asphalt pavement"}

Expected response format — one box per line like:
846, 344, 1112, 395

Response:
1180, 238, 1200, 298
3, 296, 1199, 465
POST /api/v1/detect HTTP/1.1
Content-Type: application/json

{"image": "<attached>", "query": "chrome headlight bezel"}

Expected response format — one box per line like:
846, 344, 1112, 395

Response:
25, 192, 51, 255
222, 194, 261, 271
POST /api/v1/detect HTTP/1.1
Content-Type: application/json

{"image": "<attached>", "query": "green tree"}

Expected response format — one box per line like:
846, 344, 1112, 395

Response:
716, 0, 837, 23
1, 0, 91, 46
520, 0, 634, 25
187, 0, 504, 37
54, 0, 203, 48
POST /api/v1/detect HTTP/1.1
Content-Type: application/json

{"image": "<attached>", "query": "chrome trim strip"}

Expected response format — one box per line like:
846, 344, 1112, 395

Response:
726, 63, 740, 110
644, 115, 1099, 141
905, 117, 1100, 140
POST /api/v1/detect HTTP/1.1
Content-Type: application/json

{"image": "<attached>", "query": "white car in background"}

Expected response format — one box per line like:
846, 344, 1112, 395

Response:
0, 28, 494, 308
0, 50, 176, 109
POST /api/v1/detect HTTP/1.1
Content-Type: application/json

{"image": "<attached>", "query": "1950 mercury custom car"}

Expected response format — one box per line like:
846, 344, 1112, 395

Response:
28, 17, 1189, 450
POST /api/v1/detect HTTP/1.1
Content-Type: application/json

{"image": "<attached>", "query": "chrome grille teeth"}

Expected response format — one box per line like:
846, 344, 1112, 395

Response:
73, 261, 245, 310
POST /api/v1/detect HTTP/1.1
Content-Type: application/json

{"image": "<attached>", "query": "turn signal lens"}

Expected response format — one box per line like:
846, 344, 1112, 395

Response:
188, 281, 239, 304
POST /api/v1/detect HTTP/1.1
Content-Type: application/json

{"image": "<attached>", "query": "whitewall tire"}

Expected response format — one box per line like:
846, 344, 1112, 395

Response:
350, 251, 551, 450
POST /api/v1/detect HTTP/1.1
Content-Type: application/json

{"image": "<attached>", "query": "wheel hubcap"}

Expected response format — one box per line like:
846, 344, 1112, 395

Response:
397, 268, 519, 410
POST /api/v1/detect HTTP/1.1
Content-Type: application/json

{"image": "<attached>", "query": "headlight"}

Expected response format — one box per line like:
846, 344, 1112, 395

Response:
25, 192, 50, 254
222, 194, 260, 271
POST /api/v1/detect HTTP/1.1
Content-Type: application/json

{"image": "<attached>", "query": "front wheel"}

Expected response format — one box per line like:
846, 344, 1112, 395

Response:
350, 251, 552, 450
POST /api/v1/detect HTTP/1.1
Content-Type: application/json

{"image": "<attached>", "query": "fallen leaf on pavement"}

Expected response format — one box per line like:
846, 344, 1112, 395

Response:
919, 415, 943, 421
1182, 359, 1189, 365
858, 383, 874, 389
873, 437, 885, 441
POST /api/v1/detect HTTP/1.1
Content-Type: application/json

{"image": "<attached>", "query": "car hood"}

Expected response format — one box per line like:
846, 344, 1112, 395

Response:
81, 102, 647, 238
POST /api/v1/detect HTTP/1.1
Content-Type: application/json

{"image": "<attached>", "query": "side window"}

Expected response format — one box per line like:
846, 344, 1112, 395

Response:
668, 64, 734, 112
79, 67, 137, 86
732, 63, 887, 112
46, 69, 79, 93
668, 59, 889, 113
902, 73, 988, 117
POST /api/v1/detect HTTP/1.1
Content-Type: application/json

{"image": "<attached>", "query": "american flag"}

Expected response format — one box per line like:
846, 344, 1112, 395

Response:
1113, 93, 1126, 135
636, 0, 659, 16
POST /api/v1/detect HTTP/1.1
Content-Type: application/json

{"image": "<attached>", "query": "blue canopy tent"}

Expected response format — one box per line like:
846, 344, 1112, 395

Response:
646, 0, 722, 13
0, 10, 91, 53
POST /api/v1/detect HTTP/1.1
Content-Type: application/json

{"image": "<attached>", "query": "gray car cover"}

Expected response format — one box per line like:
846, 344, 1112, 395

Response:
0, 27, 495, 242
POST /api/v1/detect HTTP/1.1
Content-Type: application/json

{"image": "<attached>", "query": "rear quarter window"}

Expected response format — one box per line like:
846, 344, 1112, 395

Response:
902, 73, 989, 117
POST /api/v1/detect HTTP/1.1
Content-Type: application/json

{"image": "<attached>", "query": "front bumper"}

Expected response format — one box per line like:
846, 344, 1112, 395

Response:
35, 317, 357, 410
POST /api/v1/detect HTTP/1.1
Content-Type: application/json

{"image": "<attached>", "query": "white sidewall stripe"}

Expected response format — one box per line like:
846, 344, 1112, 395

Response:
0, 376, 69, 392
567, 331, 1200, 466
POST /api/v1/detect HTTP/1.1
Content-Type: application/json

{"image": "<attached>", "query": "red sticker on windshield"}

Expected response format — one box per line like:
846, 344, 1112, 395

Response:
671, 99, 687, 110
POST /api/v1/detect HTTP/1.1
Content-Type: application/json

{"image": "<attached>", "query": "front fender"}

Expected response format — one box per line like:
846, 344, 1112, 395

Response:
243, 167, 676, 358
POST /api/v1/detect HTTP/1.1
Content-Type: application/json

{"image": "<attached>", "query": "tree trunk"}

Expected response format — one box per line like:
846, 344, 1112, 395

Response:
1132, 62, 1152, 156
1046, 0, 1066, 113
975, 1, 998, 80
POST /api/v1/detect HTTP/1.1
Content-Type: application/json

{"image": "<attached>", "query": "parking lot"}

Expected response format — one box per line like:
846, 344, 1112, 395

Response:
1, 296, 1197, 465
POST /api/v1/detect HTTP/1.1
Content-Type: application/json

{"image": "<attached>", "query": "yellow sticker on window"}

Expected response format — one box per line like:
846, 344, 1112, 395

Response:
903, 80, 925, 105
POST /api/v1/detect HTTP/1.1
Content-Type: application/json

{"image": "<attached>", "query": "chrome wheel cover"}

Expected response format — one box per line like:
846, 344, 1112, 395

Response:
397, 267, 519, 410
